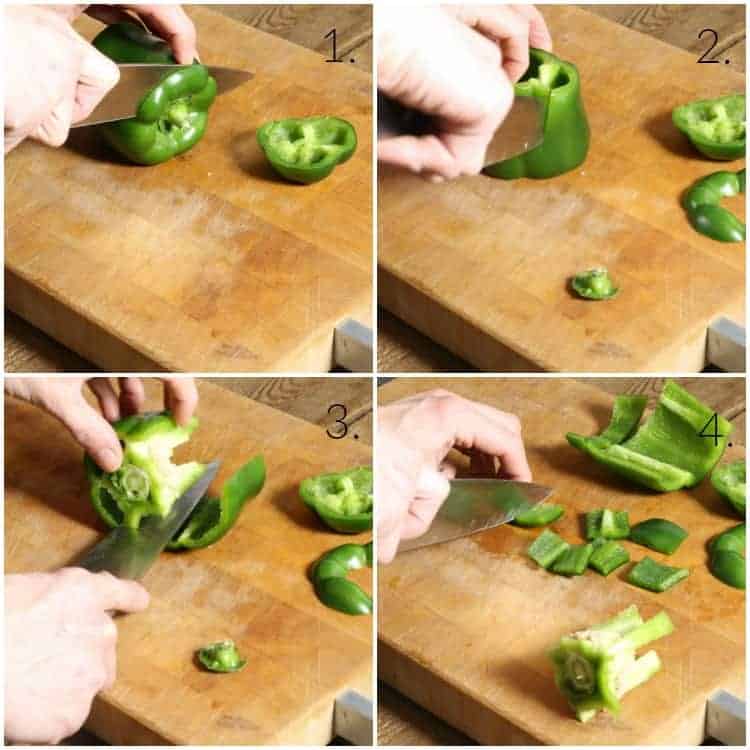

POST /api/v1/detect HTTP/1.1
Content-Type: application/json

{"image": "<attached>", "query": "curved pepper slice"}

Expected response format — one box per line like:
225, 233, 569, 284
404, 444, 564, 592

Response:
672, 94, 745, 160
312, 542, 372, 615
300, 467, 372, 533
168, 456, 266, 549
512, 503, 564, 527
571, 268, 619, 300
567, 380, 731, 492
484, 48, 589, 180
257, 116, 357, 184
629, 519, 688, 555
197, 640, 247, 672
85, 411, 206, 529
711, 459, 746, 517
92, 23, 217, 165
710, 523, 745, 589
682, 169, 745, 242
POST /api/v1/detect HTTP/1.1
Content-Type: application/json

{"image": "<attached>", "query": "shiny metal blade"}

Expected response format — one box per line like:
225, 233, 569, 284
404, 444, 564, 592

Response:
483, 96, 545, 165
398, 478, 553, 554
77, 460, 220, 579
73, 64, 253, 127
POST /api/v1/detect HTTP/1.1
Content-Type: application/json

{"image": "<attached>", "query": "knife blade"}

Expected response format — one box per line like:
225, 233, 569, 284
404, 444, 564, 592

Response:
398, 478, 553, 553
73, 64, 253, 127
377, 92, 545, 166
76, 460, 220, 579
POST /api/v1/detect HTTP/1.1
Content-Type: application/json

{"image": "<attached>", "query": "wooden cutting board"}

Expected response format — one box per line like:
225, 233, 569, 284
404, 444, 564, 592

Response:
5, 6, 372, 373
5, 380, 372, 745
379, 5, 745, 373
378, 377, 745, 745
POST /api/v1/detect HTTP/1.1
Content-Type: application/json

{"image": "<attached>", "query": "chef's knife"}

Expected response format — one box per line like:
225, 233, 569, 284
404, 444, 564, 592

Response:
377, 92, 545, 166
398, 478, 553, 553
77, 460, 220, 579
73, 64, 252, 128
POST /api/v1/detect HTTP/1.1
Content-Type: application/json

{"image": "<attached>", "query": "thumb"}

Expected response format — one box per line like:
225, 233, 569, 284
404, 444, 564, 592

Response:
52, 394, 123, 472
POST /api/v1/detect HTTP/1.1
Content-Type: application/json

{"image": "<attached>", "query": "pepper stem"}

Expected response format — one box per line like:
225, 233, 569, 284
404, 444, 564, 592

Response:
166, 100, 190, 128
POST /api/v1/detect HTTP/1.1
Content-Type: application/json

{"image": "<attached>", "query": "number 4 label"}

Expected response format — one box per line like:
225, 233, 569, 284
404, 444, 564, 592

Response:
698, 413, 725, 446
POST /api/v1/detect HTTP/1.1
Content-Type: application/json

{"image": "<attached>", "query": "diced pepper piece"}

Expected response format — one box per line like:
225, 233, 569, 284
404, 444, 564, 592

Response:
552, 543, 594, 576
585, 508, 630, 540
711, 460, 746, 517
627, 557, 689, 592
513, 503, 565, 527
528, 529, 569, 569
629, 518, 688, 555
589, 541, 630, 576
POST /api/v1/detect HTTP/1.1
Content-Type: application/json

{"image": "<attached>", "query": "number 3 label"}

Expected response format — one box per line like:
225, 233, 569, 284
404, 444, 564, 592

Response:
327, 404, 348, 439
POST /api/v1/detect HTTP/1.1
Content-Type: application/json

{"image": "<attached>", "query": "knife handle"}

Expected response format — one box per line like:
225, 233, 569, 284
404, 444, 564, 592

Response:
377, 91, 439, 140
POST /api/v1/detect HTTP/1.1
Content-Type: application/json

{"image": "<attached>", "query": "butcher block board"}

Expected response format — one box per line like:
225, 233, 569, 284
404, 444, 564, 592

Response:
378, 377, 745, 745
5, 380, 372, 745
5, 6, 372, 373
378, 5, 745, 373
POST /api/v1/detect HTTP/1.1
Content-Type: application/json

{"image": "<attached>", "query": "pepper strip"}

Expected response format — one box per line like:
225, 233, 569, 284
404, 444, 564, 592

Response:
711, 459, 746, 517
710, 523, 745, 589
313, 542, 372, 615
682, 169, 746, 242
513, 503, 565, 527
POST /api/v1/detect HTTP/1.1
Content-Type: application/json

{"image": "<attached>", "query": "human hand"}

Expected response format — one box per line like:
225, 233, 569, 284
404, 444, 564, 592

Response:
377, 4, 552, 179
5, 377, 199, 472
5, 568, 149, 744
377, 389, 531, 563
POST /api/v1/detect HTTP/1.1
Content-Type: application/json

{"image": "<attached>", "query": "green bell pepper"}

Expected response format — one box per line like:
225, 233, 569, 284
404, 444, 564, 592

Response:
629, 519, 688, 555
585, 509, 630, 540
312, 542, 372, 615
484, 48, 589, 180
85, 411, 206, 529
528, 529, 570, 568
551, 543, 594, 576
168, 456, 266, 550
570, 268, 619, 300
300, 467, 372, 533
672, 94, 745, 160
588, 541, 630, 576
92, 23, 217, 165
197, 640, 247, 673
711, 459, 746, 517
709, 523, 745, 589
682, 169, 745, 242
512, 503, 564, 527
567, 380, 732, 492
257, 116, 357, 184
627, 557, 689, 592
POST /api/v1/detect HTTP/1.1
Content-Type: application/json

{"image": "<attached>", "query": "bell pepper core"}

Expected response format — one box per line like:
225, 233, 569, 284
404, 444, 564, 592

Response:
92, 23, 217, 165
312, 542, 372, 615
585, 509, 630, 540
567, 380, 732, 492
627, 557, 689, 592
512, 503, 565, 527
551, 543, 594, 576
197, 640, 247, 673
709, 523, 745, 589
257, 116, 357, 184
528, 529, 570, 568
711, 459, 746, 518
484, 48, 590, 180
589, 541, 630, 576
682, 169, 746, 242
629, 518, 688, 555
672, 94, 745, 160
300, 467, 372, 533
571, 268, 619, 300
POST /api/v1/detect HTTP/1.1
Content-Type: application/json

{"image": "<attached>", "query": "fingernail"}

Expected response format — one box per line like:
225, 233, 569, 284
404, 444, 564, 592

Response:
100, 448, 121, 472
429, 174, 445, 184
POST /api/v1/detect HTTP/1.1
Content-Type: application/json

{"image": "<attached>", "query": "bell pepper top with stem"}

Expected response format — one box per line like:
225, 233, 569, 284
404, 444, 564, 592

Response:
682, 169, 746, 242
85, 411, 206, 529
710, 523, 745, 589
312, 542, 372, 615
567, 380, 732, 492
300, 466, 372, 533
711, 459, 746, 517
168, 456, 266, 550
257, 116, 357, 184
92, 23, 217, 165
484, 47, 590, 180
672, 94, 745, 160
197, 640, 247, 673
570, 268, 619, 300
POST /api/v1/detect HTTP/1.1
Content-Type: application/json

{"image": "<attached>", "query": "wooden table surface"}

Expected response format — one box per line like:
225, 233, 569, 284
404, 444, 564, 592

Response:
377, 3, 747, 373
5, 4, 372, 373
377, 375, 745, 745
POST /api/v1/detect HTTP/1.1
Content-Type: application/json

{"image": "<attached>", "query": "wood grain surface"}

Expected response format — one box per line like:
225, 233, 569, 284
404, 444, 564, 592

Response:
377, 376, 745, 745
5, 4, 373, 373
6, 378, 373, 745
378, 4, 746, 373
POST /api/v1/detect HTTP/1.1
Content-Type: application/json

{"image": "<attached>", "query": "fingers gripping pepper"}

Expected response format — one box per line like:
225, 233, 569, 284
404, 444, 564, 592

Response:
313, 542, 372, 615
300, 467, 373, 533
672, 94, 745, 160
92, 23, 217, 165
682, 169, 745, 242
257, 116, 357, 184
484, 48, 589, 180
